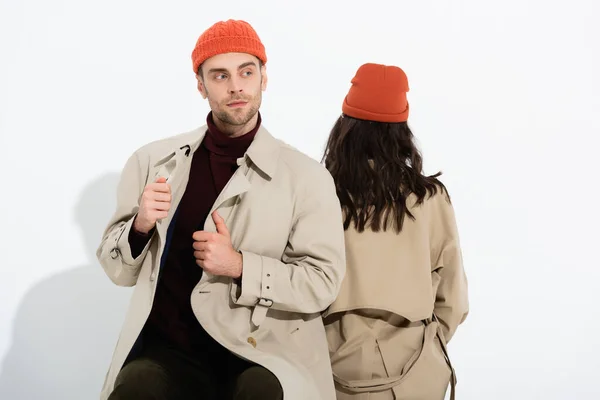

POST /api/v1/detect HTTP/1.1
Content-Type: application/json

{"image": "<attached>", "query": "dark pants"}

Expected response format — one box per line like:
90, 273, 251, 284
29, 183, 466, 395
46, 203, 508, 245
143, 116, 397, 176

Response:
108, 340, 283, 400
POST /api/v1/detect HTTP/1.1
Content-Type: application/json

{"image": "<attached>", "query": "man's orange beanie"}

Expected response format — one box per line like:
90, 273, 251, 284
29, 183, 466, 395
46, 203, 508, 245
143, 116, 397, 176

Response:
191, 19, 267, 74
342, 63, 410, 123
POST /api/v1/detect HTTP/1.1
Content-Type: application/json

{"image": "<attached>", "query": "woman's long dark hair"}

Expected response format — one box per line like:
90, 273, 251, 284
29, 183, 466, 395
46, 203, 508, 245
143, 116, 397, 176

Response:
322, 115, 448, 233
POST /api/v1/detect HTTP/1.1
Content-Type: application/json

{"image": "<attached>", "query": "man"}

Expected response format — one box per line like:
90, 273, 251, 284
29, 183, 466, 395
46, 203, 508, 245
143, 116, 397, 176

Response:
96, 19, 346, 400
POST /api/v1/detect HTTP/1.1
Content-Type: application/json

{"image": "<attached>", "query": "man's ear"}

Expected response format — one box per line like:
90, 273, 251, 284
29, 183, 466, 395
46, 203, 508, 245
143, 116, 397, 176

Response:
196, 74, 208, 99
260, 64, 268, 92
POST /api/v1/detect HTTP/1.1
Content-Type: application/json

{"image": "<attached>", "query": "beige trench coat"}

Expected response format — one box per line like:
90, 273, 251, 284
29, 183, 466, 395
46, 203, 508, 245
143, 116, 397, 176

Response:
96, 125, 346, 400
323, 191, 469, 400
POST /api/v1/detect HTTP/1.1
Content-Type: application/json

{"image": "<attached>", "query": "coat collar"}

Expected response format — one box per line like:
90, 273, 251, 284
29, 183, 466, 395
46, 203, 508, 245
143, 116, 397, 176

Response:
152, 126, 207, 168
154, 123, 280, 179
242, 124, 280, 179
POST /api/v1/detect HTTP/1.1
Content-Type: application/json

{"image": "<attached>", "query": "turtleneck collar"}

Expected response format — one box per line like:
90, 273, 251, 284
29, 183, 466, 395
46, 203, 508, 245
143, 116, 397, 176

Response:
203, 111, 261, 158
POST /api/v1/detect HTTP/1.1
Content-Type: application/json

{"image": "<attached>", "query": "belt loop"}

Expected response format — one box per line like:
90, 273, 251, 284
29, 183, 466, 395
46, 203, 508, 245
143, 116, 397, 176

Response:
251, 303, 269, 326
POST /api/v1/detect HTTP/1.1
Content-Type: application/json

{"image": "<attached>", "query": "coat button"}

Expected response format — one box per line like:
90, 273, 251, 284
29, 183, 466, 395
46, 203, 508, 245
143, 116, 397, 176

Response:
247, 337, 257, 348
150, 273, 156, 281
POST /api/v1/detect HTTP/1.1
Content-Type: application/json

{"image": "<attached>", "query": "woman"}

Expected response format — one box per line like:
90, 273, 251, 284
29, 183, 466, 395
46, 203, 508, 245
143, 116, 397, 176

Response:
322, 63, 469, 400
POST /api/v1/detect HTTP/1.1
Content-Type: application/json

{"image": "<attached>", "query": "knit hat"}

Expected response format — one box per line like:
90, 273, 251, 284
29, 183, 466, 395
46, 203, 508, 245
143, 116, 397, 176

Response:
191, 19, 267, 74
342, 63, 410, 123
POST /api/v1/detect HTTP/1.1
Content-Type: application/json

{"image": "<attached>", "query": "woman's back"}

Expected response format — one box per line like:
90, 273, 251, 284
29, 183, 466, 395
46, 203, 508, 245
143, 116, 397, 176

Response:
325, 190, 466, 336
322, 63, 468, 400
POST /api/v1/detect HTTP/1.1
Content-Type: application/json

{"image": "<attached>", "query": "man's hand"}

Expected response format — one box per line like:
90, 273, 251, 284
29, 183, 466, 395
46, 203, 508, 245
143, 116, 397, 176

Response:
133, 176, 171, 234
192, 211, 243, 278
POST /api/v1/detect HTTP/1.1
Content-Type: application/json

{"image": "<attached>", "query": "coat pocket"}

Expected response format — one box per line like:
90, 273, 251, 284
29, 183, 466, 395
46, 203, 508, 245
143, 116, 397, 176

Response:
286, 319, 321, 367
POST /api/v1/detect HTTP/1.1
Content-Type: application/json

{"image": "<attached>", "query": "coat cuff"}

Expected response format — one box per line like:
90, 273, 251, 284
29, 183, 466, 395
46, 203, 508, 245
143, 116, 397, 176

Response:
112, 215, 154, 267
128, 220, 155, 259
231, 250, 266, 307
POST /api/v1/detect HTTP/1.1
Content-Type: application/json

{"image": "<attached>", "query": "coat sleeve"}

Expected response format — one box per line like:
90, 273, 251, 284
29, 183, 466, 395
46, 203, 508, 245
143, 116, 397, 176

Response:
231, 170, 346, 314
431, 192, 469, 342
96, 151, 154, 287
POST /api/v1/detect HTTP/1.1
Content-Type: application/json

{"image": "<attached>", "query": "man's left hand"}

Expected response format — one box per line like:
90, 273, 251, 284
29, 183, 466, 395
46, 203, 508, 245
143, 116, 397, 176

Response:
192, 211, 242, 278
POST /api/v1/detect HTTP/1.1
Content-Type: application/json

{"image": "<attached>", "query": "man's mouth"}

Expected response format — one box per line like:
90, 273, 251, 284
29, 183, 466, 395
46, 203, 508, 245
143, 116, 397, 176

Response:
227, 101, 247, 108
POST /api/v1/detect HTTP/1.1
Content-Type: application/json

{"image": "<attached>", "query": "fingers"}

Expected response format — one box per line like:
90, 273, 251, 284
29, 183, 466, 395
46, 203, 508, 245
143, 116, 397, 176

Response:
149, 200, 170, 211
196, 258, 209, 269
212, 210, 225, 224
150, 192, 171, 202
135, 177, 172, 232
153, 210, 169, 219
192, 241, 212, 251
192, 231, 215, 242
193, 242, 214, 265
146, 182, 171, 194
212, 211, 230, 238
194, 251, 206, 261
145, 176, 170, 194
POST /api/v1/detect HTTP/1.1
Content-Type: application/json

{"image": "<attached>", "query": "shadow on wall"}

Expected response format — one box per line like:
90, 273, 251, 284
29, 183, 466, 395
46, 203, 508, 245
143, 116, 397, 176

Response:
0, 173, 133, 400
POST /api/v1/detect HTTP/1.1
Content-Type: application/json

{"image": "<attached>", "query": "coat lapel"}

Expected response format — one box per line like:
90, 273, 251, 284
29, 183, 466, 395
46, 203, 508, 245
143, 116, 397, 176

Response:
203, 126, 281, 239
203, 162, 251, 245
154, 128, 207, 240
245, 125, 280, 179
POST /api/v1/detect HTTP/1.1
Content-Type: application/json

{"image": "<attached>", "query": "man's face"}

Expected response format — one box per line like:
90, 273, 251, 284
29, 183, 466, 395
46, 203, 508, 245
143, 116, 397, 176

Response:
197, 52, 267, 127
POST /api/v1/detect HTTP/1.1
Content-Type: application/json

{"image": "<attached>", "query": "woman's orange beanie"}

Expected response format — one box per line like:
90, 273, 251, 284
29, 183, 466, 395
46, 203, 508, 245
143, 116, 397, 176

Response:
342, 63, 410, 123
191, 19, 267, 74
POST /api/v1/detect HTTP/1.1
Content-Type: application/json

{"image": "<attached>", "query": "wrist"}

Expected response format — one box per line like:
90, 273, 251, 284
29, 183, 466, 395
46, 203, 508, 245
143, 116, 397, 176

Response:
133, 216, 152, 235
234, 250, 243, 279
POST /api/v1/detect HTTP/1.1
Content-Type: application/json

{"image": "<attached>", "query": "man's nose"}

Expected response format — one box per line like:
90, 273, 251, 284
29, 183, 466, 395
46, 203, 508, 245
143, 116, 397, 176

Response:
227, 76, 243, 94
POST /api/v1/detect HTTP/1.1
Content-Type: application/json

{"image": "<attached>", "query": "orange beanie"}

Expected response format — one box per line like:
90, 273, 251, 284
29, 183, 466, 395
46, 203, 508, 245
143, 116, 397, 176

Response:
342, 63, 410, 123
191, 19, 267, 74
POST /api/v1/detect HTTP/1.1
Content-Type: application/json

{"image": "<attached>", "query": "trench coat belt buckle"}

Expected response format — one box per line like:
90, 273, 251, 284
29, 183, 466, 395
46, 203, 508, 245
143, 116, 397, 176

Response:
251, 297, 273, 327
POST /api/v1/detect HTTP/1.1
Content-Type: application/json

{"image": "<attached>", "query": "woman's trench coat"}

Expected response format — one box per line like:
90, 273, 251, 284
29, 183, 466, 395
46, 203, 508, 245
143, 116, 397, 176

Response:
323, 191, 469, 400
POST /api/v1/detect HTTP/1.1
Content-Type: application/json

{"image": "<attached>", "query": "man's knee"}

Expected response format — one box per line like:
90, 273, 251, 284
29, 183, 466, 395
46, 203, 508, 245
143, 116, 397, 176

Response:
232, 366, 283, 400
108, 358, 174, 400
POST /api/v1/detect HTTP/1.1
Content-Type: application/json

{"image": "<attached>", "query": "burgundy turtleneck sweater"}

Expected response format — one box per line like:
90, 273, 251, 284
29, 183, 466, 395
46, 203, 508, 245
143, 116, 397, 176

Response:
130, 112, 260, 354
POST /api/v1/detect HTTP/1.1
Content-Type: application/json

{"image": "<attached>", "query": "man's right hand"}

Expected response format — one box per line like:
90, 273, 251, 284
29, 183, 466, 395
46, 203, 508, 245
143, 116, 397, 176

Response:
133, 176, 172, 234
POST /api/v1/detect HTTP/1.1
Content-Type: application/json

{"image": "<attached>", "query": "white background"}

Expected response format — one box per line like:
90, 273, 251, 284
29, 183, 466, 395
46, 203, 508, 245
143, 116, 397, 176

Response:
1, 0, 599, 399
